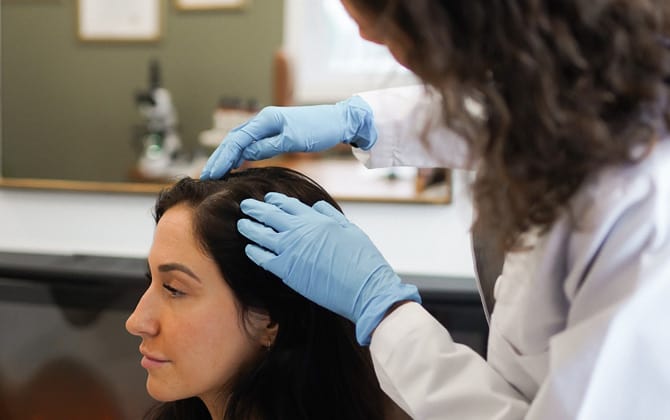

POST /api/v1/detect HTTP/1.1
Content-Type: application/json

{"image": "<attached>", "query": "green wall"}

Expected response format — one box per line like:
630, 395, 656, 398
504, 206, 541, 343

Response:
1, 0, 284, 182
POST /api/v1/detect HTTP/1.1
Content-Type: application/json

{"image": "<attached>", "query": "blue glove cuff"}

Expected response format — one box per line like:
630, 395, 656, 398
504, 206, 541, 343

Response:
355, 282, 421, 346
338, 95, 378, 151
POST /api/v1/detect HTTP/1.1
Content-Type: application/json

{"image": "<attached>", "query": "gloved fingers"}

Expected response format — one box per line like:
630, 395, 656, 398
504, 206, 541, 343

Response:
264, 192, 314, 216
201, 130, 255, 179
201, 106, 287, 179
200, 143, 226, 179
240, 198, 297, 233
235, 106, 285, 140
233, 155, 245, 170
244, 244, 278, 270
238, 218, 282, 252
312, 200, 349, 225
241, 134, 287, 161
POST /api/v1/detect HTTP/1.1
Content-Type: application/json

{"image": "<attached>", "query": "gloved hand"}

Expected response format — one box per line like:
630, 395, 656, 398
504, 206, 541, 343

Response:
237, 192, 421, 345
200, 95, 377, 180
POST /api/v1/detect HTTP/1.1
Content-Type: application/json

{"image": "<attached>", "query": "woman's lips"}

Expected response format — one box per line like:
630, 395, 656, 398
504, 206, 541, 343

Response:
141, 354, 169, 369
139, 348, 169, 369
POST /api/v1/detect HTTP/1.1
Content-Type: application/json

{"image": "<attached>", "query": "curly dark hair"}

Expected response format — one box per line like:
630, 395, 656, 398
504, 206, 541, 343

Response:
351, 0, 670, 250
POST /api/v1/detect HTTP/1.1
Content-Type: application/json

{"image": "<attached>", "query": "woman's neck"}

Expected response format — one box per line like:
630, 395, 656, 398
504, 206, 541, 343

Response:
200, 392, 229, 420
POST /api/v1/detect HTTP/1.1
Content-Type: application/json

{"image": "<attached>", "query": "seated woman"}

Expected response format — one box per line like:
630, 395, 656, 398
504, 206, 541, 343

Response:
126, 167, 409, 420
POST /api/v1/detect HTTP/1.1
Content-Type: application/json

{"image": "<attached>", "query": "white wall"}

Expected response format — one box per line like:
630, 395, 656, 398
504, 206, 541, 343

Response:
0, 173, 475, 278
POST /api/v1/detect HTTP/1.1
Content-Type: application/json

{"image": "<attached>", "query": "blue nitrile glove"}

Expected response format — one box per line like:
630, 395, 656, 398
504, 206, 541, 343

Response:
200, 95, 377, 180
237, 192, 421, 345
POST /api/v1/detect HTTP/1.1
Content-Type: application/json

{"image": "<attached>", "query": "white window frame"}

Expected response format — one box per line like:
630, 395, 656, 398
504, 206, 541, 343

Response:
283, 0, 419, 104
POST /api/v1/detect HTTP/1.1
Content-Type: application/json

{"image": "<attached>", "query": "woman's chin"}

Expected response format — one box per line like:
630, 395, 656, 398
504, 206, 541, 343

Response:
146, 377, 182, 402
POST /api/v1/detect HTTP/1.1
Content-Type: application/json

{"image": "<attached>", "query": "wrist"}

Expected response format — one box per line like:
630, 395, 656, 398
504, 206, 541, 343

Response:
338, 96, 377, 150
382, 300, 413, 321
354, 280, 421, 346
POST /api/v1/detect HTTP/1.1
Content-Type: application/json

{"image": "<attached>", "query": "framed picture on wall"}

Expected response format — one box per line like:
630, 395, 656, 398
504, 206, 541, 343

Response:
175, 0, 248, 11
77, 0, 161, 42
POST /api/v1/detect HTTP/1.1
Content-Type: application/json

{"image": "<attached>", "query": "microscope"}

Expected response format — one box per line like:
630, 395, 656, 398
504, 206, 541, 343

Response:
134, 59, 183, 178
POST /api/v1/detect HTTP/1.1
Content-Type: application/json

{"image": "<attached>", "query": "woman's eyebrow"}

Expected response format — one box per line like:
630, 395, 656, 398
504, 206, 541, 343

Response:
158, 263, 202, 283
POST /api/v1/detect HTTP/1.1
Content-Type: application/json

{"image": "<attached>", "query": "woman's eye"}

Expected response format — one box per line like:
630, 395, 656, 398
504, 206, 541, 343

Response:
144, 271, 152, 288
163, 283, 185, 297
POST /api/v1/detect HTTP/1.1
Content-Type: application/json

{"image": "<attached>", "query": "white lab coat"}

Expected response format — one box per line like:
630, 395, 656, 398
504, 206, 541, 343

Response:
354, 86, 670, 419
576, 266, 670, 419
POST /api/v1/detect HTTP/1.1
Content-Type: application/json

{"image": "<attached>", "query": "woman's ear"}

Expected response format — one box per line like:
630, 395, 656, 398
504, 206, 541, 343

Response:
247, 311, 278, 348
261, 320, 279, 348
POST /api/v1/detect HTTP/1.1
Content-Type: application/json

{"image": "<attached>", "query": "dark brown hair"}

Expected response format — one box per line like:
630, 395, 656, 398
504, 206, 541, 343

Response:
144, 167, 390, 420
351, 0, 670, 250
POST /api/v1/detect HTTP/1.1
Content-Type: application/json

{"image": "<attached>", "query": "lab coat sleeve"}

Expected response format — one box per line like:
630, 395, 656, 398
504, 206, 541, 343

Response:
352, 86, 473, 169
370, 302, 530, 419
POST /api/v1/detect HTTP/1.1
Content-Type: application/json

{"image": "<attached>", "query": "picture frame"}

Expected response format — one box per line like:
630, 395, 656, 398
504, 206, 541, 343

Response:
77, 0, 161, 42
175, 0, 248, 11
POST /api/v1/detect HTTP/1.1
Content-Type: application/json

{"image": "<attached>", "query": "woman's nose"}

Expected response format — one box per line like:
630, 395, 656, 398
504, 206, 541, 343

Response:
125, 289, 159, 337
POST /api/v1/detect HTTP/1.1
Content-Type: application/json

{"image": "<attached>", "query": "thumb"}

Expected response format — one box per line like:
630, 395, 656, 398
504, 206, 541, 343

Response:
241, 134, 286, 161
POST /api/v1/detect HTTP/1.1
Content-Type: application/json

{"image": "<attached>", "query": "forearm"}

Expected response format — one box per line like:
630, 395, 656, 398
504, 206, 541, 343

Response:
370, 302, 529, 420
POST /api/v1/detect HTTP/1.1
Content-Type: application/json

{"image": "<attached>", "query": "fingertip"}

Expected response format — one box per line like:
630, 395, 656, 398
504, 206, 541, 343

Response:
236, 219, 253, 240
240, 197, 261, 205
312, 200, 336, 212
239, 199, 252, 211
236, 217, 249, 230
210, 159, 235, 179
208, 167, 223, 180
244, 243, 260, 264
199, 156, 218, 180
244, 243, 272, 268
313, 200, 348, 223
264, 191, 287, 202
239, 198, 262, 214
264, 192, 296, 208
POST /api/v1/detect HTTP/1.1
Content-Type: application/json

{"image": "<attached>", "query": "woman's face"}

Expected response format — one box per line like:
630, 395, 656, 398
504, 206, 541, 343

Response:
125, 204, 271, 413
341, 0, 409, 68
